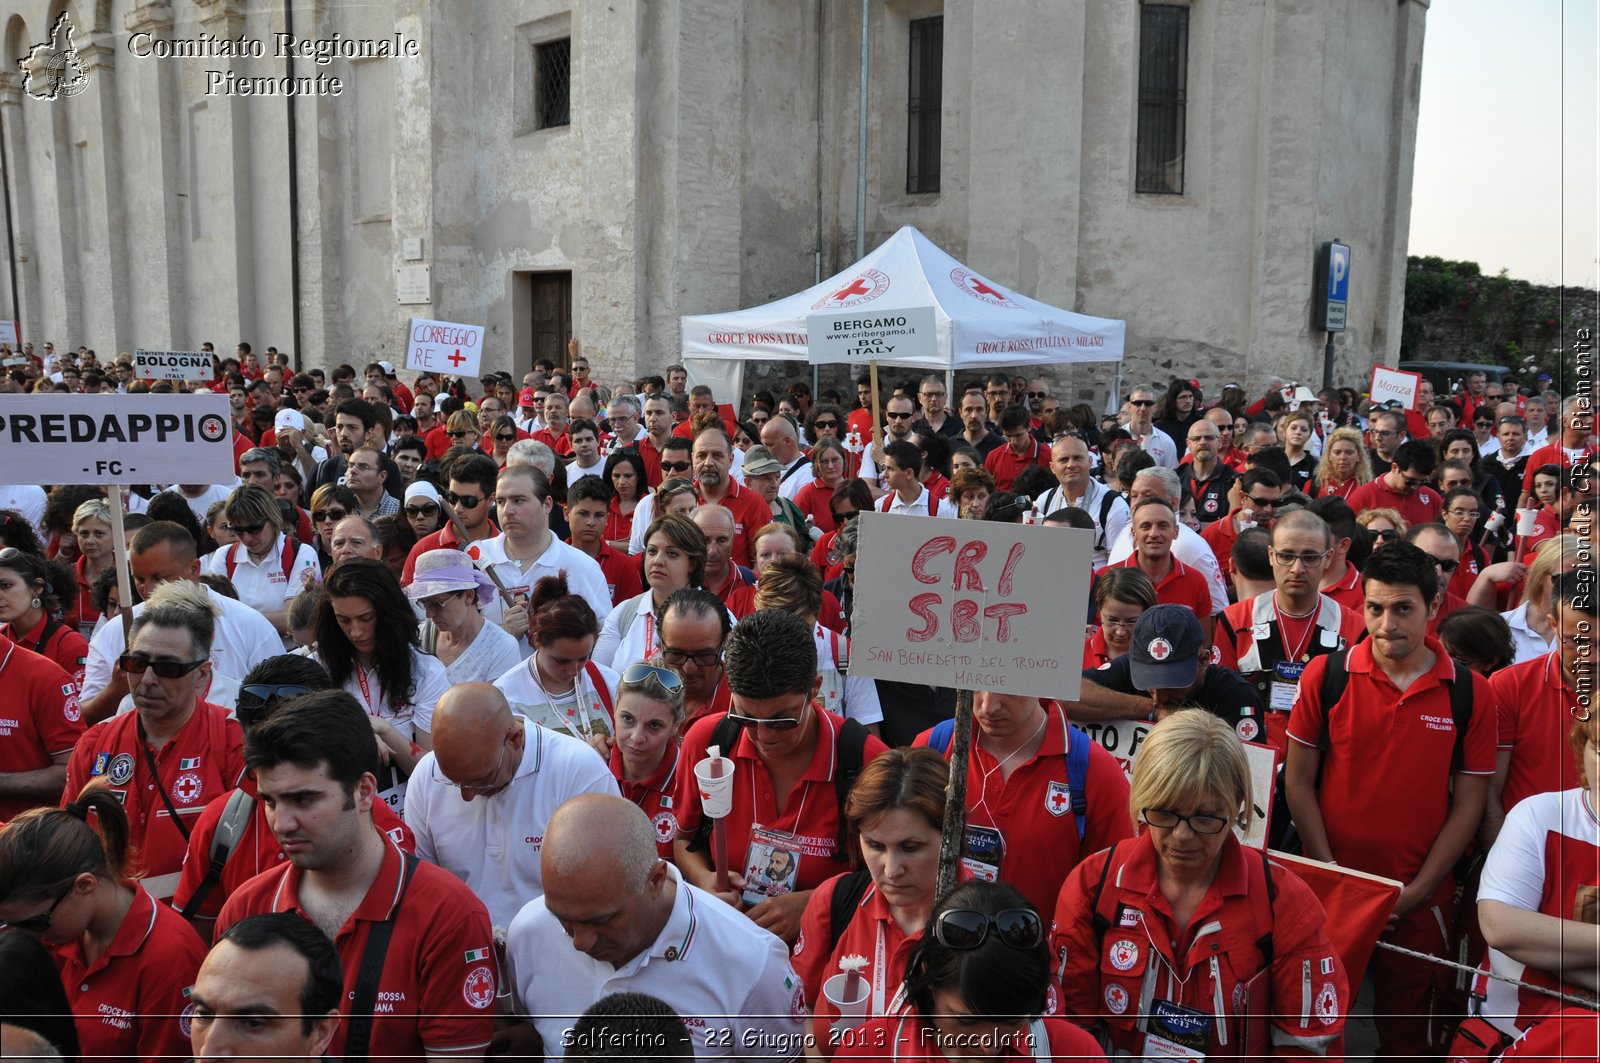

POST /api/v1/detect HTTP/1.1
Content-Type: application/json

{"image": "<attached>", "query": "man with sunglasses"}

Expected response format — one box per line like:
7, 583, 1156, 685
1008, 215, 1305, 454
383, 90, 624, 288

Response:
63, 581, 248, 902
406, 683, 618, 930
1286, 543, 1495, 1058
1403, 523, 1471, 637
1518, 397, 1598, 506
504, 794, 807, 1061
1365, 409, 1407, 468
79, 523, 283, 726
1346, 438, 1443, 527
637, 394, 677, 487
400, 453, 500, 584
673, 608, 887, 943
1200, 468, 1284, 586
171, 655, 414, 935
1125, 386, 1178, 469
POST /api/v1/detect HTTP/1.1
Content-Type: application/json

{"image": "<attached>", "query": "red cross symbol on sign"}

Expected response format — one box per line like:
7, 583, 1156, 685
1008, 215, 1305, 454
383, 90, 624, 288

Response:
448, 349, 466, 367
968, 278, 1004, 299
833, 278, 871, 301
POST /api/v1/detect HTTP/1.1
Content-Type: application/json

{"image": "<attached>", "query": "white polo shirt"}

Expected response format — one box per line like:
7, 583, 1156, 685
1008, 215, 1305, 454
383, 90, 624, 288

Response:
200, 533, 320, 617
507, 863, 808, 1059
81, 583, 284, 702
492, 657, 622, 745
472, 533, 613, 635
881, 484, 956, 518
406, 717, 619, 927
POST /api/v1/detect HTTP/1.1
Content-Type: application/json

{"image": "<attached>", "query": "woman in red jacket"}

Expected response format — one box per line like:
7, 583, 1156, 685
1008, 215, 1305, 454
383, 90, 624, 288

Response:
1051, 709, 1348, 1059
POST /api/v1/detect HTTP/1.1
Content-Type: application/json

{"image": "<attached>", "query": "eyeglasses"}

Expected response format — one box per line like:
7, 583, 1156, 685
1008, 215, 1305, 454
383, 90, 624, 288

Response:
1270, 549, 1330, 569
920, 391, 946, 399
1246, 496, 1279, 508
430, 737, 512, 791
419, 592, 466, 614
223, 522, 267, 536
724, 705, 807, 731
403, 503, 440, 518
661, 646, 723, 669
660, 460, 692, 473
116, 654, 208, 679
931, 908, 1042, 951
1099, 616, 1141, 630
1433, 557, 1460, 573
1130, 399, 1156, 408
812, 419, 838, 430
1142, 807, 1231, 835
620, 662, 685, 693
1446, 509, 1480, 520
443, 491, 484, 509
6, 882, 74, 933
236, 683, 314, 723
312, 508, 347, 523
885, 411, 913, 420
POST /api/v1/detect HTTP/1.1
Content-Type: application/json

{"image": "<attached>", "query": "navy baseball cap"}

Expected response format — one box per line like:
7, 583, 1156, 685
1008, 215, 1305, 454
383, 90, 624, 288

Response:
1128, 605, 1205, 691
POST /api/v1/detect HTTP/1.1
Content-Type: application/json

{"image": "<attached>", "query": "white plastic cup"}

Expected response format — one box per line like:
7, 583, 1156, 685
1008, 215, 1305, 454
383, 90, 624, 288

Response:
1515, 508, 1541, 536
694, 755, 735, 819
823, 972, 872, 1033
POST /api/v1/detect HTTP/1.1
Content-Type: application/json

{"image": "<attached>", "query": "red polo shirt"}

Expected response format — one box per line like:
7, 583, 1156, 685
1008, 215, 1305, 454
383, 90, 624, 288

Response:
605, 497, 640, 548
698, 480, 773, 568
1082, 627, 1114, 670
0, 633, 83, 821
1200, 513, 1244, 583
1521, 440, 1598, 493
610, 740, 682, 858
583, 540, 644, 607
1490, 651, 1582, 812
983, 437, 1048, 491
1319, 560, 1365, 614
794, 478, 841, 533
532, 426, 574, 457
172, 775, 416, 923
1286, 638, 1496, 881
793, 876, 922, 1040
62, 701, 246, 898
637, 434, 670, 488
216, 831, 497, 1060
0, 614, 87, 689
1103, 554, 1214, 618
912, 704, 1133, 917
1346, 476, 1442, 527
401, 521, 499, 584
72, 555, 101, 634
673, 707, 888, 892
51, 882, 207, 1063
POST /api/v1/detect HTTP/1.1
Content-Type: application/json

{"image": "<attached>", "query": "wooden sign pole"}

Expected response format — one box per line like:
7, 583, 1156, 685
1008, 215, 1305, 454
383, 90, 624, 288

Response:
934, 687, 974, 902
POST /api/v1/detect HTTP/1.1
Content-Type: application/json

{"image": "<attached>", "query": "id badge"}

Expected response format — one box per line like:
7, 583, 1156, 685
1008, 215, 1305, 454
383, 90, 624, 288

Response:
960, 824, 1005, 881
1269, 660, 1304, 713
741, 825, 802, 906
1143, 998, 1212, 1060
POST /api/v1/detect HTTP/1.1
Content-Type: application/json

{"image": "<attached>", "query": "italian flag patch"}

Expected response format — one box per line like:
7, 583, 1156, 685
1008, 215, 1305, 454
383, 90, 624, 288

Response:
465, 948, 490, 963
180, 757, 201, 769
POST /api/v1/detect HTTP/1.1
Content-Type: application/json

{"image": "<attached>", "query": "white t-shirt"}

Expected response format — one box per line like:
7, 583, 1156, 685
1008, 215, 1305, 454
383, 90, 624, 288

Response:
0, 484, 47, 539
507, 864, 808, 1059
1107, 520, 1229, 614
81, 583, 284, 702
200, 533, 321, 619
568, 458, 605, 481
1135, 427, 1180, 469
815, 622, 882, 727
158, 483, 234, 523
1501, 605, 1555, 665
1032, 479, 1130, 569
316, 645, 451, 738
407, 717, 619, 927
492, 656, 622, 745
1476, 787, 1600, 1035
627, 493, 658, 555
472, 533, 613, 636
425, 617, 524, 686
777, 457, 813, 501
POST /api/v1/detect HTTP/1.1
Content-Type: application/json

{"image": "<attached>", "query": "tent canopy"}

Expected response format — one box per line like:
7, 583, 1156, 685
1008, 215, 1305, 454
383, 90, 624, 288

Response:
679, 226, 1125, 398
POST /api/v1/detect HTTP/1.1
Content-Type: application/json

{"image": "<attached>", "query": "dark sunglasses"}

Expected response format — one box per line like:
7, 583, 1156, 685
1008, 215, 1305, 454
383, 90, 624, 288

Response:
116, 654, 207, 679
6, 882, 73, 933
446, 430, 474, 439
831, 510, 858, 524
884, 411, 913, 420
1130, 399, 1156, 408
223, 522, 267, 535
443, 492, 484, 509
932, 908, 1042, 950
403, 503, 440, 518
620, 662, 685, 692
660, 460, 693, 473
1435, 557, 1460, 573
1246, 496, 1278, 508
495, 433, 518, 443
236, 683, 315, 725
1027, 390, 1048, 398
311, 508, 347, 523
1372, 528, 1399, 541
812, 420, 839, 430
724, 707, 806, 731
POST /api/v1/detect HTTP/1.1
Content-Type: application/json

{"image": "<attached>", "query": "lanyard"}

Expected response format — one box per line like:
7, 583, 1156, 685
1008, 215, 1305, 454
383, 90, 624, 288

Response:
530, 655, 603, 741
354, 664, 376, 716
642, 612, 657, 658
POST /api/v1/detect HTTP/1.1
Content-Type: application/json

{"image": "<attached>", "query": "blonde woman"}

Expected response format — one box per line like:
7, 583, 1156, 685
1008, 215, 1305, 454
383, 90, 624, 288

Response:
200, 484, 321, 637
1275, 408, 1319, 492
1313, 426, 1372, 500
70, 499, 117, 635
1356, 506, 1406, 551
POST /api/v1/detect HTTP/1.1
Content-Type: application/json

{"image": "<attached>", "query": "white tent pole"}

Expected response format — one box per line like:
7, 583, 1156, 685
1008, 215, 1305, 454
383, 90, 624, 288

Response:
855, 0, 869, 262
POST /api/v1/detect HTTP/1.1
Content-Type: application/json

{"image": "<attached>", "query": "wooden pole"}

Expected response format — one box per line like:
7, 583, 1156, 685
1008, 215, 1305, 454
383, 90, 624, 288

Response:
934, 687, 974, 903
441, 506, 515, 608
104, 485, 133, 645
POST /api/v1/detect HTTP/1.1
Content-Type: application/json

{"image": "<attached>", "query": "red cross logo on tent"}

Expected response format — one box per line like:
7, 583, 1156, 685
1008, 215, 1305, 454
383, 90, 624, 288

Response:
950, 267, 1021, 307
811, 268, 890, 309
1045, 780, 1072, 818
173, 772, 204, 805
834, 279, 871, 300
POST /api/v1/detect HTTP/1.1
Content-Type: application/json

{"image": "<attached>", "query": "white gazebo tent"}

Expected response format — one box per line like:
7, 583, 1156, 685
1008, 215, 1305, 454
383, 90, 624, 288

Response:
680, 225, 1126, 403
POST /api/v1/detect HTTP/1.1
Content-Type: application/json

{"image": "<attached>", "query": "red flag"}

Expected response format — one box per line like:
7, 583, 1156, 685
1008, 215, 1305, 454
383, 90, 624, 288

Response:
1271, 850, 1401, 988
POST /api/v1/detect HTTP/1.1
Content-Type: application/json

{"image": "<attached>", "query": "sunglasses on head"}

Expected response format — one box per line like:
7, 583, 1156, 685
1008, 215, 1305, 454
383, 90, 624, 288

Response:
932, 907, 1043, 951
443, 491, 484, 509
236, 683, 314, 724
621, 662, 685, 693
116, 654, 207, 679
312, 508, 347, 523
661, 460, 692, 473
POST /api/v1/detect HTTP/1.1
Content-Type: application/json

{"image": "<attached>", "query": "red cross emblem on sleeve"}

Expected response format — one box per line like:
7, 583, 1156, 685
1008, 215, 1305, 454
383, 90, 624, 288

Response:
1045, 780, 1072, 818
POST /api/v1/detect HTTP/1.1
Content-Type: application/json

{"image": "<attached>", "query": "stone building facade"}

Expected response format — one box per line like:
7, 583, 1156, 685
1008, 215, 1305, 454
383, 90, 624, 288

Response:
0, 0, 1427, 398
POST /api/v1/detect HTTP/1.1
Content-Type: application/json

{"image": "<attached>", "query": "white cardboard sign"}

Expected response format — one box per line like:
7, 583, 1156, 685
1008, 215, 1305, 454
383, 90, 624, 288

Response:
406, 318, 484, 377
1077, 717, 1276, 849
0, 393, 235, 485
1369, 366, 1422, 411
849, 514, 1095, 700
805, 305, 938, 365
0, 321, 19, 346
135, 350, 214, 382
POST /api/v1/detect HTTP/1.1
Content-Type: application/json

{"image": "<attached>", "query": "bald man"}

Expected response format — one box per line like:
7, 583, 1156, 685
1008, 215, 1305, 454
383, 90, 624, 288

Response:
504, 794, 808, 1060
759, 416, 811, 503
402, 683, 618, 927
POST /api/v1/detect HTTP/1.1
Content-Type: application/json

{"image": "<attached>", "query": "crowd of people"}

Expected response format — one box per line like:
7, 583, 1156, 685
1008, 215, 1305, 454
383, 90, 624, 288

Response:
0, 339, 1596, 1061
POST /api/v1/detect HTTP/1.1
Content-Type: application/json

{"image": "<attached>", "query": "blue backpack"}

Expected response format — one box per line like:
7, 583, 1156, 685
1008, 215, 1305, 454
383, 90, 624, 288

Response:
927, 715, 1092, 840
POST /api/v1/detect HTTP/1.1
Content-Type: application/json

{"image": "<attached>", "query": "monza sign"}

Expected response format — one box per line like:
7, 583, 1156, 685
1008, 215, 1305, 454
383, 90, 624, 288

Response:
0, 393, 234, 485
406, 317, 484, 378
134, 349, 214, 382
848, 513, 1095, 701
1369, 365, 1423, 411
